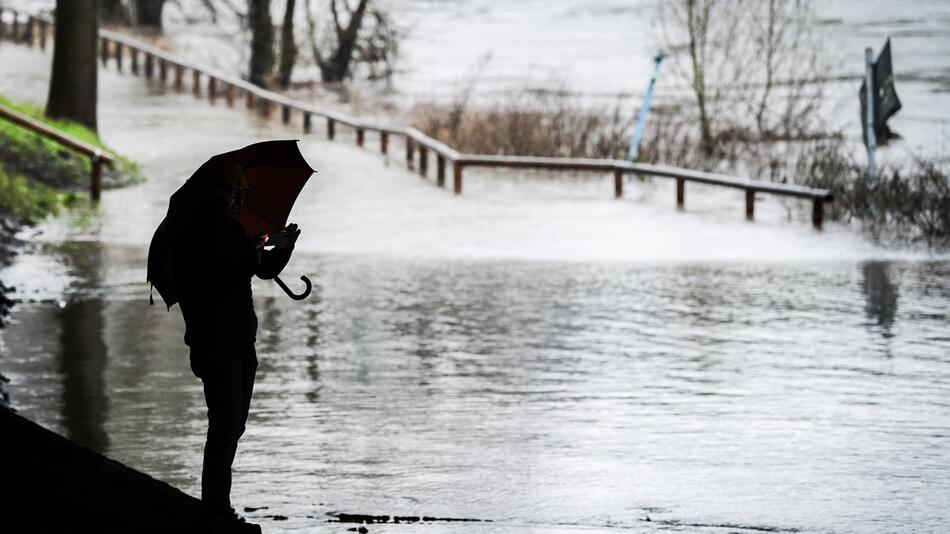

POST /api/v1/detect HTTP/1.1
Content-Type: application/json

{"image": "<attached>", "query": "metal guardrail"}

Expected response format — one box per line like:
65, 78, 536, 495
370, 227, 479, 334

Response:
0, 8, 833, 229
0, 103, 115, 202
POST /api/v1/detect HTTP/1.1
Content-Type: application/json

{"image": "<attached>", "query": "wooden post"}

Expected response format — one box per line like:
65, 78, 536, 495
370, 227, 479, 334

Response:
39, 20, 47, 50
174, 65, 184, 91
282, 105, 291, 125
406, 137, 415, 170
90, 156, 102, 204
418, 146, 428, 177
676, 178, 685, 209
208, 77, 217, 103
115, 42, 123, 71
100, 37, 108, 65
144, 53, 154, 79
11, 14, 18, 43
380, 132, 388, 154
356, 128, 365, 147
260, 99, 272, 118
614, 169, 623, 198
437, 155, 446, 187
159, 59, 167, 83
245, 90, 255, 109
26, 16, 34, 47
193, 70, 201, 97
303, 112, 312, 134
745, 189, 755, 220
453, 163, 463, 194
225, 85, 235, 107
812, 199, 824, 230
131, 48, 139, 75
327, 118, 335, 140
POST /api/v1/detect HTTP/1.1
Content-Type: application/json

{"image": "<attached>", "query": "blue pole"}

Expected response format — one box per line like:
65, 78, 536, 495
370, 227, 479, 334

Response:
628, 49, 666, 161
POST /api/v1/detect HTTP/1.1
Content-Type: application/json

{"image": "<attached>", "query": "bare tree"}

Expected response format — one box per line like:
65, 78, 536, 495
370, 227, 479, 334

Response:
100, 0, 132, 25
133, 0, 166, 29
248, 0, 275, 86
47, 0, 98, 133
276, 0, 297, 88
305, 0, 369, 82
657, 0, 825, 162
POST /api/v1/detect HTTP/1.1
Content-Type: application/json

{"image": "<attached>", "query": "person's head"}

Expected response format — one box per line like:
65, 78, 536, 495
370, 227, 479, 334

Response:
208, 164, 250, 220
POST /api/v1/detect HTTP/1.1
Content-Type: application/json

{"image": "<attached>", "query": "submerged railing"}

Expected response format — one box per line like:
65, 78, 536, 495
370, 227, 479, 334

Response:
0, 8, 833, 229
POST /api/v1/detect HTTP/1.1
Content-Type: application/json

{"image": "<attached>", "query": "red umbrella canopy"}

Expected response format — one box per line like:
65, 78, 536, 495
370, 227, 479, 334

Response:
221, 139, 315, 237
147, 140, 315, 308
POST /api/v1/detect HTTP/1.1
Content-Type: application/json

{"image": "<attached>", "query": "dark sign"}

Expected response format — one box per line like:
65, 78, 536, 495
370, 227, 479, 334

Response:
860, 38, 902, 145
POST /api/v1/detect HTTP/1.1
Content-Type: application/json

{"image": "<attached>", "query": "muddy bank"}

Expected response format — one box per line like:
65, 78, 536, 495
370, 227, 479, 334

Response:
0, 406, 204, 533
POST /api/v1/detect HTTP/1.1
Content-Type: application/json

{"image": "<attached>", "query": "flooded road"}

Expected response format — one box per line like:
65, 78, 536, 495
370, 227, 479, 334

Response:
2, 40, 950, 534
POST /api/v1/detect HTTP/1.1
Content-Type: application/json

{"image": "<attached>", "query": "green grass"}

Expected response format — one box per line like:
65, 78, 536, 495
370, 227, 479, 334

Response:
0, 94, 143, 191
0, 166, 67, 221
0, 93, 142, 223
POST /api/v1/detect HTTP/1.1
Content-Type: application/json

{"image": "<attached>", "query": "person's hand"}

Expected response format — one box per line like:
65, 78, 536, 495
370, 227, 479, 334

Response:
278, 223, 301, 250
251, 232, 268, 251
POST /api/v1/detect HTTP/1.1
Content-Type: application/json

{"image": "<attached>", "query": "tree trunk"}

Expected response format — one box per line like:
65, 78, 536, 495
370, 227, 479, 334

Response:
100, 0, 132, 26
47, 0, 99, 133
248, 0, 275, 87
276, 0, 297, 89
133, 0, 165, 29
318, 0, 368, 82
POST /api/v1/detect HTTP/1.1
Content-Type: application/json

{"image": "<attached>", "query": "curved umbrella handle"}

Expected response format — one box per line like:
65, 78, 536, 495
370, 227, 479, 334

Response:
274, 275, 312, 300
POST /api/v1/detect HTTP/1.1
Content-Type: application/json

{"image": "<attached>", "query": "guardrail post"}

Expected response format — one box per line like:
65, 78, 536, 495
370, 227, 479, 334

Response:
812, 199, 824, 230
453, 163, 463, 194
159, 59, 168, 83
131, 48, 139, 74
406, 137, 414, 170
12, 14, 19, 44
245, 90, 255, 109
745, 189, 755, 220
39, 20, 47, 50
260, 99, 272, 118
208, 77, 217, 103
356, 128, 365, 147
192, 70, 201, 97
115, 42, 123, 71
26, 16, 34, 47
676, 178, 685, 208
380, 132, 388, 154
614, 169, 623, 198
327, 118, 335, 140
100, 37, 108, 65
90, 154, 102, 204
281, 105, 291, 125
174, 64, 184, 91
303, 112, 312, 134
437, 155, 446, 187
226, 84, 235, 107
144, 53, 154, 79
418, 146, 428, 177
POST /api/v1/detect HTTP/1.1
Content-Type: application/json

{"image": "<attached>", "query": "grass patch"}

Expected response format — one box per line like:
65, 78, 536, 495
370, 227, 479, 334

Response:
0, 94, 143, 191
0, 166, 78, 221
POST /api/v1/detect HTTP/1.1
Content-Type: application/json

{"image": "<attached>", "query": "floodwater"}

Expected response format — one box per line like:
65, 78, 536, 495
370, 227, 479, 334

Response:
2, 32, 950, 534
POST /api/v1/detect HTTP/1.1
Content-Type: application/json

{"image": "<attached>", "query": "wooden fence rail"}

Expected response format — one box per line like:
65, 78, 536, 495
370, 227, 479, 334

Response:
1, 8, 834, 229
0, 103, 115, 202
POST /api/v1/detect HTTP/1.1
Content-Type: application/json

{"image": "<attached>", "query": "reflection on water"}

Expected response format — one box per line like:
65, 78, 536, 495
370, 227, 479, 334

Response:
3, 240, 950, 534
861, 261, 899, 338
56, 241, 109, 453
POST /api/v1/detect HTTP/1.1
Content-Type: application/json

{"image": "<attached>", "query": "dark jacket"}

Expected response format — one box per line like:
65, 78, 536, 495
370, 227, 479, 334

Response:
173, 207, 291, 360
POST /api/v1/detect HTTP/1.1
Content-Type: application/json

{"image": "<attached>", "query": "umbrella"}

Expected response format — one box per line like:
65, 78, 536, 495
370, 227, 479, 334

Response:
147, 139, 315, 308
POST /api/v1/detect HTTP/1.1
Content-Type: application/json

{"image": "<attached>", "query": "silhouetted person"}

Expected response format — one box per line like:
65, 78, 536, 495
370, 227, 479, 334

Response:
173, 165, 300, 534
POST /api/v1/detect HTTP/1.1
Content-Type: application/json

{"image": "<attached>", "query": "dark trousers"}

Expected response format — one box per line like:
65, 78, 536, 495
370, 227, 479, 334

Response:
196, 344, 258, 512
